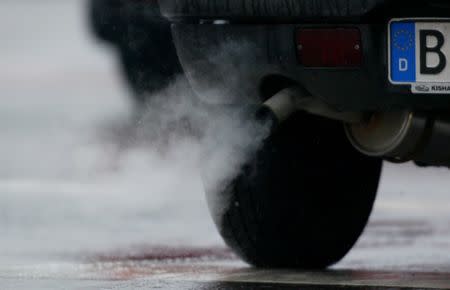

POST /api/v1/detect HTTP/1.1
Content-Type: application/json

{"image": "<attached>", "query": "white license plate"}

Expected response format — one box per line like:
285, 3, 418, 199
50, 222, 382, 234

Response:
389, 19, 450, 94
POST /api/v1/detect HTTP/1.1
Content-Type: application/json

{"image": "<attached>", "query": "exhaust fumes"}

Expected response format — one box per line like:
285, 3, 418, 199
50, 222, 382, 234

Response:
0, 37, 271, 262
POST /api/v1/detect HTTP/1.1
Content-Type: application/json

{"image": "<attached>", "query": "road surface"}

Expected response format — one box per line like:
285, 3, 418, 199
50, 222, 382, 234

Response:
0, 1, 449, 289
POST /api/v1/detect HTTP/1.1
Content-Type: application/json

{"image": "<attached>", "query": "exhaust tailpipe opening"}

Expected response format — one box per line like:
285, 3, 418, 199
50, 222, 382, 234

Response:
260, 86, 365, 126
346, 111, 450, 167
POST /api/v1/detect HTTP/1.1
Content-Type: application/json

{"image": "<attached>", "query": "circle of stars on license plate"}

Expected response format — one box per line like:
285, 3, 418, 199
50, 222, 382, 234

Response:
393, 29, 414, 51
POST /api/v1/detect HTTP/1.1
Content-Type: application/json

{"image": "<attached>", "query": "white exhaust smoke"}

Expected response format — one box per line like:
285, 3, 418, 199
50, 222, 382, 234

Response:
0, 3, 270, 261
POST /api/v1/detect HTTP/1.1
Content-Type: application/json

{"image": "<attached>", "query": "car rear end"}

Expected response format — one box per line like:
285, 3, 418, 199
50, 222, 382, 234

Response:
156, 0, 450, 269
161, 0, 450, 111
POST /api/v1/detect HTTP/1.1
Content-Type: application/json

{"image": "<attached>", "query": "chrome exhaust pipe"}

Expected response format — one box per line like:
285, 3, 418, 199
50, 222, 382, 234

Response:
260, 86, 364, 125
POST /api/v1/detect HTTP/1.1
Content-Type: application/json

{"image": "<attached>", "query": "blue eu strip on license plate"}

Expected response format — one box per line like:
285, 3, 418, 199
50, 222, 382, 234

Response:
389, 19, 450, 94
390, 22, 417, 82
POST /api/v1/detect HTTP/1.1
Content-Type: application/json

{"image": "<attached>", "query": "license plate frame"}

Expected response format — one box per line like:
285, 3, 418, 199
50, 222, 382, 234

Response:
388, 18, 450, 94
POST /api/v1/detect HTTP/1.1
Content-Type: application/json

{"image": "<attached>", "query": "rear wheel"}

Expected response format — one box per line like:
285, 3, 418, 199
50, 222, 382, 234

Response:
205, 112, 382, 268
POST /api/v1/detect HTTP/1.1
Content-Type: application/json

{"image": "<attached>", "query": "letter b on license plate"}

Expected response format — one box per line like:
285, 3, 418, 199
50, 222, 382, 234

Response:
389, 19, 450, 94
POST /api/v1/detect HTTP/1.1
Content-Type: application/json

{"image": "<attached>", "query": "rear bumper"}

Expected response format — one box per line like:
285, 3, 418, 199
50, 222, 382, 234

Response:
172, 22, 450, 111
162, 1, 450, 23
166, 1, 450, 110
161, 0, 385, 22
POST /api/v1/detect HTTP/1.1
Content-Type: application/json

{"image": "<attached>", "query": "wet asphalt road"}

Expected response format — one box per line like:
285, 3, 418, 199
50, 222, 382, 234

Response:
0, 1, 449, 289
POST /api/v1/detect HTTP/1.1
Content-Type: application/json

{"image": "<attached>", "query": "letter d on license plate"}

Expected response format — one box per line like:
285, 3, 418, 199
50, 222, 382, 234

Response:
389, 19, 450, 94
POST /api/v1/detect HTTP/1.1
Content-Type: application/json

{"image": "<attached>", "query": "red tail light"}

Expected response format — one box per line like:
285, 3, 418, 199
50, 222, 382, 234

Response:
296, 28, 362, 67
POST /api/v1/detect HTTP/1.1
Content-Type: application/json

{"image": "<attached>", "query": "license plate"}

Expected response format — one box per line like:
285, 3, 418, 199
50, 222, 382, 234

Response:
389, 19, 450, 94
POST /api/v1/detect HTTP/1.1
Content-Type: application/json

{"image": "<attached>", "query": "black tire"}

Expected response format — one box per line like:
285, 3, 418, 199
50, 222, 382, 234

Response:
160, 0, 385, 21
205, 112, 382, 268
89, 0, 184, 104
